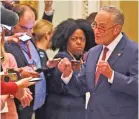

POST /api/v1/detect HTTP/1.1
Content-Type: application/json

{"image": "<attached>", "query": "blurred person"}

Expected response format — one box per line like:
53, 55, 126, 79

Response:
1, 0, 54, 36
83, 12, 97, 60
0, 25, 33, 119
45, 18, 96, 119
0, 3, 19, 27
33, 19, 53, 51
1, 0, 18, 10
57, 6, 138, 119
2, 0, 53, 22
33, 19, 53, 67
4, 5, 47, 119
86, 12, 97, 25
0, 3, 36, 96
32, 19, 53, 119
42, 0, 54, 22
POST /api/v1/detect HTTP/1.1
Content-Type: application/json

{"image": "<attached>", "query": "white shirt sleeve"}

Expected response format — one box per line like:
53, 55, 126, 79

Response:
108, 71, 114, 84
61, 71, 73, 84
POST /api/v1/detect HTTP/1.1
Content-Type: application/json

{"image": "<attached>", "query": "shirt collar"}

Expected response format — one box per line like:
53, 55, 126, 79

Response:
104, 33, 123, 51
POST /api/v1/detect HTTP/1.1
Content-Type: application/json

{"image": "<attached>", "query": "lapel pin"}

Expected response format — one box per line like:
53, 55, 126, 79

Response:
117, 53, 121, 56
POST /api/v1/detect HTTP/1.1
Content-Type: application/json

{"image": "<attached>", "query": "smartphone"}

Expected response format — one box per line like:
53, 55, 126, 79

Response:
35, 68, 46, 73
50, 58, 61, 62
19, 34, 31, 42
29, 78, 42, 82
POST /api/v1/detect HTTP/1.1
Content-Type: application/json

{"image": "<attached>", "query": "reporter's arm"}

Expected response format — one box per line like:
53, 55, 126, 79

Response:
1, 81, 18, 95
1, 77, 35, 95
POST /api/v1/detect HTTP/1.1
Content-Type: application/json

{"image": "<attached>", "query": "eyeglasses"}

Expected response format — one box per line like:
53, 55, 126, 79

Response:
18, 24, 32, 31
91, 22, 118, 33
70, 36, 86, 42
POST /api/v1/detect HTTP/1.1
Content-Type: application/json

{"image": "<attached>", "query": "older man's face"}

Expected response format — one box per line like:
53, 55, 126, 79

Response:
93, 10, 118, 46
13, 10, 35, 35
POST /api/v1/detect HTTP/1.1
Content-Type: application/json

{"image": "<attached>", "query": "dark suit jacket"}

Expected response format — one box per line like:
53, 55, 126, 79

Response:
4, 39, 40, 95
65, 34, 138, 119
3, 12, 53, 119
45, 51, 85, 119
5, 42, 29, 67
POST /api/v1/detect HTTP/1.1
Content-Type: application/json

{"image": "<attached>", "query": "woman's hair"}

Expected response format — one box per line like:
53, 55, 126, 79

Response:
0, 26, 6, 57
51, 18, 96, 52
32, 19, 53, 41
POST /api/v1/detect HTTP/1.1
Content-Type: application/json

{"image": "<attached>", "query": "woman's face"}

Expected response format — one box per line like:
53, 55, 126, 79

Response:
67, 29, 86, 56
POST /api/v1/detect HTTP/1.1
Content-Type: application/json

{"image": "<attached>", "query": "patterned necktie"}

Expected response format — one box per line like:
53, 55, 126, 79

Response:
95, 47, 109, 85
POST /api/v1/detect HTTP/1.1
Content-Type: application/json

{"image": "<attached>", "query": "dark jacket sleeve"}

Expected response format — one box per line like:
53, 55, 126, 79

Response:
42, 12, 53, 23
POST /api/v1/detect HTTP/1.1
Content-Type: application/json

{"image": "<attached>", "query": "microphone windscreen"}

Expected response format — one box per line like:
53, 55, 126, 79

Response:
1, 6, 19, 26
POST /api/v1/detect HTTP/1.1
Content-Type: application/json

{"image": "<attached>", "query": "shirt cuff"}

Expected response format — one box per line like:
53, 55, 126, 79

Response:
108, 71, 114, 84
44, 9, 54, 16
61, 71, 73, 84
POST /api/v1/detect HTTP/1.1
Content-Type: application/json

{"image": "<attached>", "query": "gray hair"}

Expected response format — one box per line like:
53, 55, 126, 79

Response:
100, 6, 124, 26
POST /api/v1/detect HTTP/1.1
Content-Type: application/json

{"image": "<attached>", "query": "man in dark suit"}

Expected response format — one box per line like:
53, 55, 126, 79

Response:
57, 6, 138, 119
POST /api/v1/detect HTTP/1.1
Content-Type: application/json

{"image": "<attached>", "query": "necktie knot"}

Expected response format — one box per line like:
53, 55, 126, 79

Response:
95, 47, 109, 85
104, 47, 109, 53
102, 47, 109, 60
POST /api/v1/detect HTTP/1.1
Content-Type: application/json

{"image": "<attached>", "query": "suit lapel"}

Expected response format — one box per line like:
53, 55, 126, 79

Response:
15, 44, 29, 65
108, 36, 126, 67
87, 45, 103, 90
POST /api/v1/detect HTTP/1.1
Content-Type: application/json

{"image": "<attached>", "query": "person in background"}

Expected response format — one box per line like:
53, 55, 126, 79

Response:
33, 19, 53, 67
42, 0, 54, 22
83, 12, 98, 60
32, 19, 53, 119
86, 12, 97, 25
4, 5, 45, 119
2, 0, 54, 22
2, 0, 54, 36
45, 18, 96, 119
0, 25, 33, 119
57, 6, 138, 119
1, 0, 19, 10
0, 2, 36, 96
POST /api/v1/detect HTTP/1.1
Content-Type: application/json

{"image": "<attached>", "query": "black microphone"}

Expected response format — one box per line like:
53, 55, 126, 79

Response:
1, 6, 19, 26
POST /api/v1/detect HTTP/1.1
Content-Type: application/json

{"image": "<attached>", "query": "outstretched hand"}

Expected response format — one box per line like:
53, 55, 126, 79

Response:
15, 77, 36, 88
58, 58, 73, 78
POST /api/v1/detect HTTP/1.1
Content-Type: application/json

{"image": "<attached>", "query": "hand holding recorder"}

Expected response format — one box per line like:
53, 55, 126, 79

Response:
47, 58, 62, 68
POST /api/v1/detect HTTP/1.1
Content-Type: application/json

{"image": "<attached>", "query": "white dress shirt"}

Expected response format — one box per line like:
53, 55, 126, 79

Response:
98, 33, 123, 83
61, 33, 123, 84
